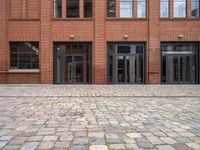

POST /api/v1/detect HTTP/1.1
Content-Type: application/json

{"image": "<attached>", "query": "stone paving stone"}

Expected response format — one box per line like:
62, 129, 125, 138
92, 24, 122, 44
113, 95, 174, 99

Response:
89, 137, 106, 145
2, 145, 21, 150
146, 136, 164, 145
109, 144, 126, 149
186, 142, 200, 150
125, 143, 139, 149
69, 144, 88, 150
27, 136, 43, 142
137, 142, 154, 148
172, 143, 192, 150
20, 142, 39, 150
54, 141, 70, 148
0, 85, 200, 150
9, 137, 27, 145
43, 135, 58, 141
0, 141, 8, 149
38, 141, 54, 149
160, 137, 177, 144
174, 137, 191, 143
90, 145, 108, 150
127, 133, 142, 138
156, 145, 176, 150
88, 132, 105, 138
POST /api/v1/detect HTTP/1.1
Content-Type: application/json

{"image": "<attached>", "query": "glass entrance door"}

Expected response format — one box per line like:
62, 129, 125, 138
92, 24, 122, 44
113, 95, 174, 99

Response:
166, 55, 196, 84
116, 55, 142, 83
65, 55, 86, 84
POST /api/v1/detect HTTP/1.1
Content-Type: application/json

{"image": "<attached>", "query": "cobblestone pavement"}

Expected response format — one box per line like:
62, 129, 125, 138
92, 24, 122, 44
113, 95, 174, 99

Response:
0, 85, 200, 150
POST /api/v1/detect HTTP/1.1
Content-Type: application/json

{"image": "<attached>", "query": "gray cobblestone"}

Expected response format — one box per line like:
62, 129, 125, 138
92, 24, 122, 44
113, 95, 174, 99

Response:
0, 85, 200, 150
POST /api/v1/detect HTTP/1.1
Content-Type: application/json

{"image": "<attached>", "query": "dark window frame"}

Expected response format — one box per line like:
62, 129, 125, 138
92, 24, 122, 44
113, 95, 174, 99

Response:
10, 42, 39, 70
66, 0, 80, 18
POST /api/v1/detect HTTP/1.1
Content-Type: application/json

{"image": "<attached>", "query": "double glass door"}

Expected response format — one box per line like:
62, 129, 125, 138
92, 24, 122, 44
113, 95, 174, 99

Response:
116, 55, 143, 83
165, 54, 196, 84
65, 55, 86, 84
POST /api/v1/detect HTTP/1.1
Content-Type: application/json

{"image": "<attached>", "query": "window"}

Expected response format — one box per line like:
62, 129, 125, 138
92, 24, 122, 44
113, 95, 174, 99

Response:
67, 0, 79, 18
191, 0, 200, 18
174, 0, 186, 17
120, 0, 133, 18
10, 42, 39, 69
107, 0, 116, 17
160, 0, 169, 17
84, 0, 92, 18
53, 0, 62, 18
137, 0, 146, 18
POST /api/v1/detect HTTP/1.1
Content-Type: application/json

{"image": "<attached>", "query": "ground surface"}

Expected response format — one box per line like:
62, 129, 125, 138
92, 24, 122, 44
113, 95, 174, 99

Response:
0, 85, 200, 150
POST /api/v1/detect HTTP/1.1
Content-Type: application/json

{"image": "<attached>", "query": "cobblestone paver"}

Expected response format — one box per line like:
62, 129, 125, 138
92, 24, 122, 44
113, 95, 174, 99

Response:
0, 85, 200, 150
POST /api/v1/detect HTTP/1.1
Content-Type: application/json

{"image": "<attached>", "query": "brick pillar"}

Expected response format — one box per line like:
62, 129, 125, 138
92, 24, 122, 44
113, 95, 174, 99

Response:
133, 0, 137, 18
148, 0, 160, 84
169, 0, 174, 18
40, 0, 53, 84
93, 0, 106, 84
62, 0, 66, 18
80, 0, 84, 18
187, 0, 191, 18
0, 0, 8, 83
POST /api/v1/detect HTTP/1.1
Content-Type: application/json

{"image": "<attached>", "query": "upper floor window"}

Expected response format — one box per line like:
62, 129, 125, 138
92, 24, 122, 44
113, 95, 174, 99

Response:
191, 0, 200, 18
120, 0, 133, 18
53, 0, 62, 18
84, 0, 93, 18
137, 0, 146, 18
174, 0, 186, 17
10, 42, 39, 70
107, 0, 116, 17
160, 0, 169, 18
67, 0, 79, 18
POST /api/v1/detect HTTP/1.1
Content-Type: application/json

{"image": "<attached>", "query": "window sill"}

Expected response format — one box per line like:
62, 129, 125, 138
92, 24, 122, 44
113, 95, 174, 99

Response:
160, 18, 200, 21
106, 18, 148, 21
51, 18, 93, 21
8, 69, 40, 74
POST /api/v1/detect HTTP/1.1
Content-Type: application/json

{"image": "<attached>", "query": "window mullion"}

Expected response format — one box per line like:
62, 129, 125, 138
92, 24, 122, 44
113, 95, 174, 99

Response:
116, 0, 120, 18
187, 0, 191, 18
62, 0, 66, 18
80, 0, 84, 18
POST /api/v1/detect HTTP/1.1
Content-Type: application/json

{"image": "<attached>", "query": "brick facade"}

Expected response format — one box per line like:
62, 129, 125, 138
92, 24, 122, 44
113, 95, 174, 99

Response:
0, 0, 200, 84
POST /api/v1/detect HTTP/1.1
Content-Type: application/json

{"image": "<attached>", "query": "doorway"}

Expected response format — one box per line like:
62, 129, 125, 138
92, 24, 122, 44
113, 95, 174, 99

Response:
108, 44, 145, 84
54, 43, 92, 84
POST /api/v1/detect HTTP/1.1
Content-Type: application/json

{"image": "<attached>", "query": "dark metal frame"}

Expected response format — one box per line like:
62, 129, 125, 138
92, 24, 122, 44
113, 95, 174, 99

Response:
107, 42, 146, 84
53, 42, 92, 84
160, 42, 200, 84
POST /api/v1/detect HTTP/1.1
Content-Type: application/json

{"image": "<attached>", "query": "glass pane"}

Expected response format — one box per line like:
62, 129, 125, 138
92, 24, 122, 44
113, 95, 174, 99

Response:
84, 0, 92, 18
137, 0, 146, 18
120, 0, 133, 18
53, 0, 62, 18
160, 0, 169, 17
67, 0, 79, 18
74, 56, 84, 83
191, 0, 200, 18
10, 42, 39, 69
174, 0, 186, 17
118, 56, 126, 82
118, 46, 131, 53
107, 0, 116, 17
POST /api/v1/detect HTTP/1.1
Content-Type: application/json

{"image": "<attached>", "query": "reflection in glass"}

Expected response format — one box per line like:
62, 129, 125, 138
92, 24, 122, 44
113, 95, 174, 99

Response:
137, 0, 146, 18
120, 0, 133, 18
160, 0, 169, 17
107, 0, 116, 17
191, 0, 200, 18
174, 0, 186, 17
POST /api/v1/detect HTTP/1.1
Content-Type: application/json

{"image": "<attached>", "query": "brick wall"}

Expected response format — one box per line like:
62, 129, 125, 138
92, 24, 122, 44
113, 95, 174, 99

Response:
0, 0, 200, 84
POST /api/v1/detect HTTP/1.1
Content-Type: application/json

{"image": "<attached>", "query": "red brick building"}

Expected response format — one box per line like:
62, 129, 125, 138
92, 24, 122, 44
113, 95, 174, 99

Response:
0, 0, 200, 84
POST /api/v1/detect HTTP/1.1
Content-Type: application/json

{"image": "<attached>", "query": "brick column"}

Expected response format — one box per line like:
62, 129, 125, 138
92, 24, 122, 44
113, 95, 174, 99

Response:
0, 0, 8, 83
169, 0, 174, 18
187, 0, 191, 18
133, 0, 137, 18
80, 0, 84, 18
148, 0, 160, 84
62, 0, 66, 18
93, 0, 106, 84
116, 0, 120, 18
40, 0, 53, 84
